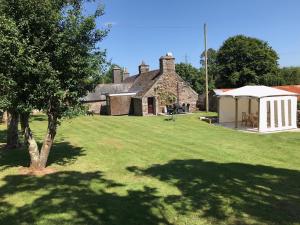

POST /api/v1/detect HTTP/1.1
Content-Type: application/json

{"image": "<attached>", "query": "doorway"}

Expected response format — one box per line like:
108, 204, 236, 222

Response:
148, 97, 154, 114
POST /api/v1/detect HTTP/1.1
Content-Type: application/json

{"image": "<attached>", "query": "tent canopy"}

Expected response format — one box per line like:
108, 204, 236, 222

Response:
219, 85, 298, 98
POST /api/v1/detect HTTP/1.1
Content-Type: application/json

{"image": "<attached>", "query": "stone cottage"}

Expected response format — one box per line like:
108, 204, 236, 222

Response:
83, 53, 198, 116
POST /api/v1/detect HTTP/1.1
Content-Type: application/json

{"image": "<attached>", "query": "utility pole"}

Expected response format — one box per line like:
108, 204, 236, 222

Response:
184, 54, 188, 64
204, 23, 209, 112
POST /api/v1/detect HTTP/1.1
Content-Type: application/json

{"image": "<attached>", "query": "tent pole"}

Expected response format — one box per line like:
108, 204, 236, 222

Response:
248, 99, 251, 114
258, 98, 260, 131
235, 98, 238, 128
218, 97, 220, 121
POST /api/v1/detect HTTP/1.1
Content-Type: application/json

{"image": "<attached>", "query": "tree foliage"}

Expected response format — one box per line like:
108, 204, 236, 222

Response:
98, 63, 123, 84
216, 35, 280, 88
0, 16, 19, 110
200, 48, 218, 81
176, 63, 215, 94
0, 0, 108, 168
279, 67, 300, 85
175, 63, 202, 93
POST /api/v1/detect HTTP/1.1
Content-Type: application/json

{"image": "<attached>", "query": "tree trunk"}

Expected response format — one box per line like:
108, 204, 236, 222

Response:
39, 115, 57, 168
6, 111, 19, 148
20, 112, 30, 144
25, 127, 40, 169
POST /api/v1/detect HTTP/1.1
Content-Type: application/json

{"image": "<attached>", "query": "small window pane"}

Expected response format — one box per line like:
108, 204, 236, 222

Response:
267, 101, 271, 128
274, 100, 278, 128
281, 100, 285, 127
288, 99, 292, 126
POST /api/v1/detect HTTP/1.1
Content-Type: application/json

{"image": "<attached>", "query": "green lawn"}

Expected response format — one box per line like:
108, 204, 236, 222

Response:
0, 113, 300, 225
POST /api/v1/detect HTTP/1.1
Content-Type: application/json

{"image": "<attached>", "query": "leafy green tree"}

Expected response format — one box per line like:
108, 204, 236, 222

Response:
176, 63, 215, 94
175, 63, 202, 93
280, 67, 300, 85
99, 63, 123, 84
0, 0, 108, 169
0, 15, 25, 147
216, 35, 280, 87
200, 48, 218, 81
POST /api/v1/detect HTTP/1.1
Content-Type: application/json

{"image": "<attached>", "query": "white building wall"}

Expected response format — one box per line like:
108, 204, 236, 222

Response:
219, 97, 235, 123
219, 97, 259, 123
259, 96, 297, 132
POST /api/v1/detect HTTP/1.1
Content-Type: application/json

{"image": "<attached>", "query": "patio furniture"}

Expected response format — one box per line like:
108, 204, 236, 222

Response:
248, 113, 258, 128
200, 116, 218, 124
166, 105, 174, 115
241, 112, 248, 126
87, 110, 95, 116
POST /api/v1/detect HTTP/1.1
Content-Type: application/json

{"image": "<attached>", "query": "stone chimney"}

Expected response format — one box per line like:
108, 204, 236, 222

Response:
123, 67, 129, 81
113, 66, 122, 83
138, 61, 149, 74
159, 52, 175, 73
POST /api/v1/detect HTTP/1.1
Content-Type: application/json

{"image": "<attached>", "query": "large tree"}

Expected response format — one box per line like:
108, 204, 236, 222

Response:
99, 63, 123, 84
0, 15, 26, 148
280, 67, 300, 85
175, 63, 202, 93
0, 0, 108, 169
216, 35, 280, 88
200, 48, 218, 82
176, 63, 215, 94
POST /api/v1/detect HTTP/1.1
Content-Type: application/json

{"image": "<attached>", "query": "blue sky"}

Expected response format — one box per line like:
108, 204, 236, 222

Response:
86, 0, 300, 74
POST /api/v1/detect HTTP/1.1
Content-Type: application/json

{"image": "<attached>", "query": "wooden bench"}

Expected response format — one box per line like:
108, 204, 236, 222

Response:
199, 116, 212, 124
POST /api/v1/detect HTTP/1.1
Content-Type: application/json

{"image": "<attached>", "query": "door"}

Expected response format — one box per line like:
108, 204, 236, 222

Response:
148, 97, 154, 114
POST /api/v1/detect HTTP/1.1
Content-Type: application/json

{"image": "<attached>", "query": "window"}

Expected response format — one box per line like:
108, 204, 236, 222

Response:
267, 101, 271, 128
281, 100, 285, 127
274, 100, 278, 128
288, 99, 292, 126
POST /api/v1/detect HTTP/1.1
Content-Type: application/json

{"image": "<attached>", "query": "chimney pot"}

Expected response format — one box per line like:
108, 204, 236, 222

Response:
123, 67, 130, 81
159, 53, 175, 73
113, 66, 122, 83
139, 61, 149, 74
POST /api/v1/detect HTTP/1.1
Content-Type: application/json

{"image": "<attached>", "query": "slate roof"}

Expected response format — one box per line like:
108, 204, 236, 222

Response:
82, 68, 186, 101
129, 70, 161, 97
123, 74, 139, 84
82, 83, 133, 102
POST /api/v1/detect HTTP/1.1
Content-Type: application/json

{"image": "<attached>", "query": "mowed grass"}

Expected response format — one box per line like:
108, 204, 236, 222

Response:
0, 113, 300, 225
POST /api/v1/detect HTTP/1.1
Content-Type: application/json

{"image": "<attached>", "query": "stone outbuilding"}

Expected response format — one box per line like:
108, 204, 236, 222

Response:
83, 53, 198, 116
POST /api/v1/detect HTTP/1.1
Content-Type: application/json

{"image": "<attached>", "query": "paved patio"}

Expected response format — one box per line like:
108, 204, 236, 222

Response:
216, 122, 300, 133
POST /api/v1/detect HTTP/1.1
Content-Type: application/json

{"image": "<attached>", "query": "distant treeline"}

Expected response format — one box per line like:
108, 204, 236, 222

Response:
176, 35, 300, 93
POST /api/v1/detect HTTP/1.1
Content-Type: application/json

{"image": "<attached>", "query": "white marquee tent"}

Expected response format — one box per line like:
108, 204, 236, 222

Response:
218, 86, 298, 132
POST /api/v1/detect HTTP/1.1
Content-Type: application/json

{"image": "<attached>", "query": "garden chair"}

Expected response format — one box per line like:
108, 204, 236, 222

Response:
241, 112, 248, 126
248, 113, 258, 128
86, 110, 94, 116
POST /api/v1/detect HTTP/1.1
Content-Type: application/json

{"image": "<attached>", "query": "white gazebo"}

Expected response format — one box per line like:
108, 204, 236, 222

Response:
218, 86, 298, 132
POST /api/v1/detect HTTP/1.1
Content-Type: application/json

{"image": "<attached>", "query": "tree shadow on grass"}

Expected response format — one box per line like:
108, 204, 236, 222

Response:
30, 115, 47, 122
0, 129, 6, 144
0, 171, 170, 225
0, 142, 85, 171
128, 159, 300, 225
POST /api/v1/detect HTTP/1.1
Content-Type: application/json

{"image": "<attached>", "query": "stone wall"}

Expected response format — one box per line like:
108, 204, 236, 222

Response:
132, 98, 143, 116
142, 72, 198, 115
108, 95, 133, 115
83, 101, 107, 114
